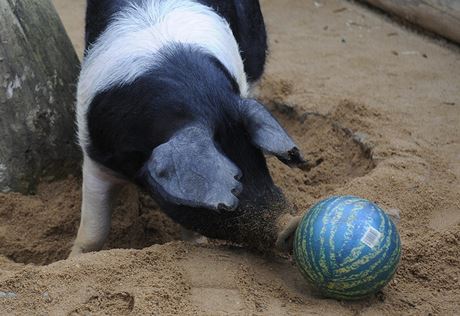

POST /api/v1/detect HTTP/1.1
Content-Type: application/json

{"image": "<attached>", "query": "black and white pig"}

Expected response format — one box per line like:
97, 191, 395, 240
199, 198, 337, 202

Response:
70, 0, 308, 257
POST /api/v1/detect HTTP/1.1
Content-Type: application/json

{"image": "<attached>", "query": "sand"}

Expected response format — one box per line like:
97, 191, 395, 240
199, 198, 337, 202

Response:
1, 0, 459, 314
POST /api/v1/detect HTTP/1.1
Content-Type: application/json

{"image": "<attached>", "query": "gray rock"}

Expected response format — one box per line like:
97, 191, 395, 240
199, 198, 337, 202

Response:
0, 291, 17, 299
0, 0, 81, 193
42, 291, 52, 303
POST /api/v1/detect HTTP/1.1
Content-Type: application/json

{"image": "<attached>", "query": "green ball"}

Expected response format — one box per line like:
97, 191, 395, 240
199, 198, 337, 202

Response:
294, 196, 401, 300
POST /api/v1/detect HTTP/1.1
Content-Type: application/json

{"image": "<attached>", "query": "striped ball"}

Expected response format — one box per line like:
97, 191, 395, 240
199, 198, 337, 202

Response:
294, 196, 401, 300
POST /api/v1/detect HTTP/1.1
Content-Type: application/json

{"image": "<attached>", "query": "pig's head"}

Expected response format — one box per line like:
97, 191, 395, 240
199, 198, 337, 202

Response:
136, 96, 307, 253
98, 46, 310, 253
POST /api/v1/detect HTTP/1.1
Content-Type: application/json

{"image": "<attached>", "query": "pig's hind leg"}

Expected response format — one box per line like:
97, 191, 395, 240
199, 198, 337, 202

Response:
69, 156, 124, 257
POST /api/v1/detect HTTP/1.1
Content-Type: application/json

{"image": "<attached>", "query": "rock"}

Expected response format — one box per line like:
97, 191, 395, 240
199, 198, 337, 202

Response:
42, 291, 52, 303
0, 291, 17, 299
0, 0, 81, 193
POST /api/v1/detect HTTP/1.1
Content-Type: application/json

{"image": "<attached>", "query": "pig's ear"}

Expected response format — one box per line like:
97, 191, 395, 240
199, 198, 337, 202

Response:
240, 99, 306, 167
140, 126, 242, 212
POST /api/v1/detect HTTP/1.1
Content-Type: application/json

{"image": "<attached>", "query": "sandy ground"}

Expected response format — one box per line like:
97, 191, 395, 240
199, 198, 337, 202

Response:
1, 0, 459, 315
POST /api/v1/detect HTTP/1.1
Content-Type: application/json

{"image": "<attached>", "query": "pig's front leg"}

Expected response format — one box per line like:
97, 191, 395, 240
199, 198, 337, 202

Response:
69, 156, 124, 257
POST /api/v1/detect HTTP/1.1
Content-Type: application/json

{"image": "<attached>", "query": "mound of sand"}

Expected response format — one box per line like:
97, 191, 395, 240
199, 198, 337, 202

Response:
0, 0, 458, 314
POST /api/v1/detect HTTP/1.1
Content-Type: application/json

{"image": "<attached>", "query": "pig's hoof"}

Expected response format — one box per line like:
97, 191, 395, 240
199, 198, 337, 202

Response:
68, 245, 83, 258
181, 228, 208, 244
275, 214, 302, 252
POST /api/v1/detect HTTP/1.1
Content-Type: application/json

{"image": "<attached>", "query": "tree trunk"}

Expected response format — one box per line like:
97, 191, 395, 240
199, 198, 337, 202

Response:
361, 0, 460, 44
0, 0, 81, 194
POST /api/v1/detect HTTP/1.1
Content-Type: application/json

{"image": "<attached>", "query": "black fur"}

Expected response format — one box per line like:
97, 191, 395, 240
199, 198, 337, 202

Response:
85, 0, 126, 51
196, 0, 267, 81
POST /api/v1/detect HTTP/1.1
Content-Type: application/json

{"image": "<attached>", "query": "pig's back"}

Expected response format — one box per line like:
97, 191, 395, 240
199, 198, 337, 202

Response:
85, 0, 266, 82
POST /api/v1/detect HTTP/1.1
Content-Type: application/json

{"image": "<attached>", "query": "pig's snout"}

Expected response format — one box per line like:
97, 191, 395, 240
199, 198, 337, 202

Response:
133, 99, 307, 253
275, 213, 302, 252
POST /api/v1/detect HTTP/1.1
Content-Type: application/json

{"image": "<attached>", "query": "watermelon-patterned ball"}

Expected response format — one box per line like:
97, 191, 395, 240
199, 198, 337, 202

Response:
294, 196, 401, 300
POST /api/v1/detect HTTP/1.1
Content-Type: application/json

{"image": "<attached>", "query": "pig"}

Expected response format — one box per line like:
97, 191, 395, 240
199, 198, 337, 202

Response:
70, 0, 308, 257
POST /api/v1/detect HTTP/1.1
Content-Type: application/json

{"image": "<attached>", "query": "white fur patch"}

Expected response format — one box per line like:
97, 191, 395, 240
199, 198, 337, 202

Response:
77, 0, 248, 148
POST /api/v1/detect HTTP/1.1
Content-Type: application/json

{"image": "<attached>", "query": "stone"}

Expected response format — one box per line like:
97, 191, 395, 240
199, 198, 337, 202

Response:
0, 0, 81, 193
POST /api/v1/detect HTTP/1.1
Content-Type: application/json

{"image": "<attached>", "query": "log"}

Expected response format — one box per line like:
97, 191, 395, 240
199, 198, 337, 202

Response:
361, 0, 460, 44
0, 0, 80, 193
